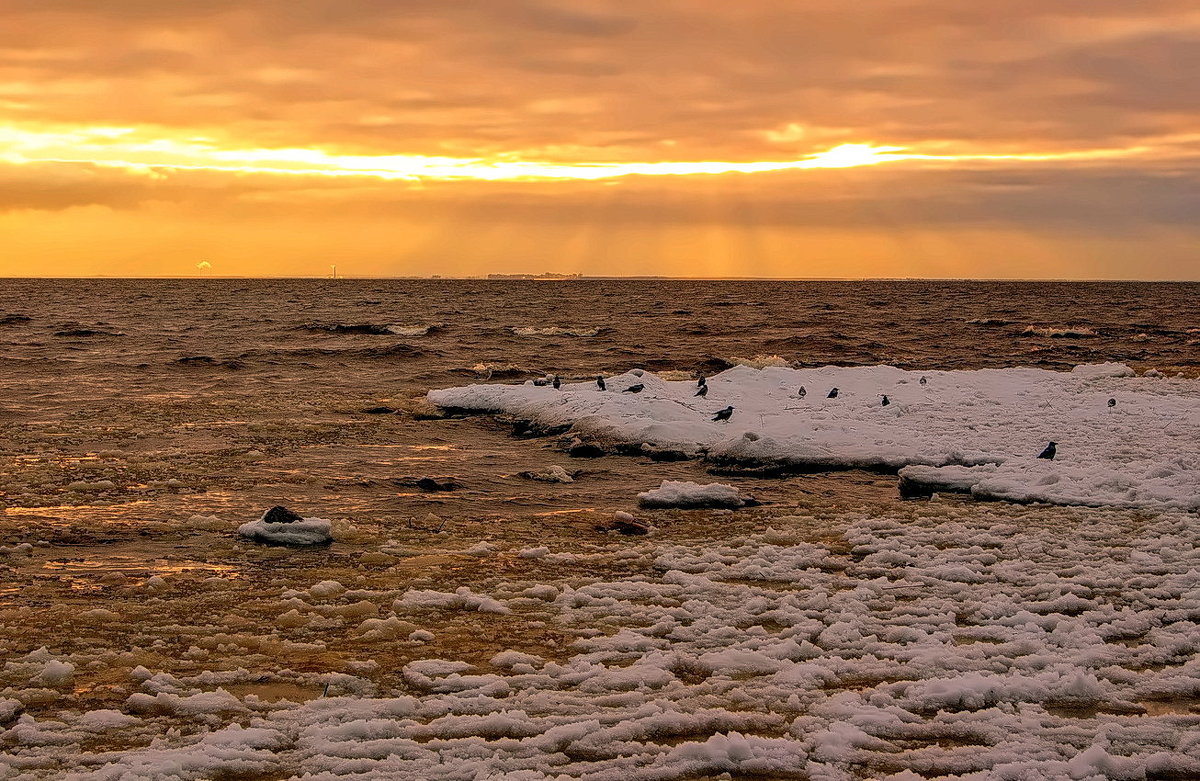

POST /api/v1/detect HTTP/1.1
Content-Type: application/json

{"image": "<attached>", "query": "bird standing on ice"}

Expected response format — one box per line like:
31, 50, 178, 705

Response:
827, 388, 839, 399
881, 395, 890, 406
624, 383, 644, 393
596, 376, 606, 391
1037, 442, 1057, 460
798, 386, 806, 397
697, 375, 706, 389
695, 384, 708, 397
552, 375, 561, 390
1108, 398, 1116, 407
712, 406, 734, 422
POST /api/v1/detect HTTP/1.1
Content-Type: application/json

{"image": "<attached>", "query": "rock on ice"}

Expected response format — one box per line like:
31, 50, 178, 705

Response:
237, 510, 333, 545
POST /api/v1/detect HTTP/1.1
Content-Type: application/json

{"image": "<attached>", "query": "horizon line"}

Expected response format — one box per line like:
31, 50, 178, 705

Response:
0, 275, 1196, 283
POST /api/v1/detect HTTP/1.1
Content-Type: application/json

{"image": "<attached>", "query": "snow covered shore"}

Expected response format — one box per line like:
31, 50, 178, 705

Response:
5, 506, 1196, 778
429, 364, 1200, 510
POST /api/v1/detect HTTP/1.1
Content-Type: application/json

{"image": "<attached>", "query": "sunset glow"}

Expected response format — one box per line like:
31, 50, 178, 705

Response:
1, 1, 1196, 278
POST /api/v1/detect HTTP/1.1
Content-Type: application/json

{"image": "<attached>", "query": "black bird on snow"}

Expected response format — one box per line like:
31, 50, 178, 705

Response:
798, 386, 807, 397
712, 405, 734, 422
920, 376, 928, 385
697, 375, 707, 388
624, 383, 645, 393
1108, 398, 1116, 407
827, 387, 839, 399
552, 375, 561, 390
880, 395, 890, 406
695, 384, 708, 397
1037, 442, 1057, 460
596, 376, 606, 391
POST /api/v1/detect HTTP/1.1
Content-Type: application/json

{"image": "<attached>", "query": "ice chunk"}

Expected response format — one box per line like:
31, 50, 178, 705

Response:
637, 480, 746, 509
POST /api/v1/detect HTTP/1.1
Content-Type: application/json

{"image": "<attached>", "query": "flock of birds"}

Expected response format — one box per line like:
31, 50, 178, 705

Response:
531, 372, 1122, 461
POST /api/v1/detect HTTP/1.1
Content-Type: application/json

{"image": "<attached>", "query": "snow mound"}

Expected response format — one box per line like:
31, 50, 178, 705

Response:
237, 512, 333, 546
428, 364, 1200, 510
638, 480, 746, 509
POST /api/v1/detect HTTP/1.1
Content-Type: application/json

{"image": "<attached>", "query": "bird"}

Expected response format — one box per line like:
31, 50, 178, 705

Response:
712, 406, 734, 422
694, 384, 708, 397
697, 375, 707, 388
920, 376, 928, 385
596, 376, 606, 391
552, 375, 561, 390
798, 386, 807, 397
827, 388, 839, 399
1107, 398, 1116, 407
623, 383, 644, 393
1037, 442, 1057, 460
881, 395, 890, 406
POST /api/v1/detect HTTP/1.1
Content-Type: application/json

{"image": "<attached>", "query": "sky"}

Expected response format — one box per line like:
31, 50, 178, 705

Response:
1, 0, 1197, 279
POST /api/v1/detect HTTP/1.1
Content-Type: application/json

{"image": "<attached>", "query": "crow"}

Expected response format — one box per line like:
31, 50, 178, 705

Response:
695, 384, 708, 397
1108, 398, 1116, 407
697, 375, 707, 388
1037, 442, 1057, 460
596, 376, 606, 391
881, 395, 890, 406
920, 376, 928, 385
827, 388, 839, 399
798, 386, 807, 397
712, 406, 734, 422
552, 375, 561, 390
624, 383, 644, 393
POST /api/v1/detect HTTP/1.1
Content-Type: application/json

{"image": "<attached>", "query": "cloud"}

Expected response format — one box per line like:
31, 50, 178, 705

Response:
0, 1, 1196, 158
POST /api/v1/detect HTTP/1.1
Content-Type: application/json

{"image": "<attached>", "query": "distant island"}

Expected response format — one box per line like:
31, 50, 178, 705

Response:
485, 272, 584, 280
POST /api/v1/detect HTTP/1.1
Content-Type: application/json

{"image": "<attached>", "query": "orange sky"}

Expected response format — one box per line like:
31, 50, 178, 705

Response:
1, 1, 1197, 278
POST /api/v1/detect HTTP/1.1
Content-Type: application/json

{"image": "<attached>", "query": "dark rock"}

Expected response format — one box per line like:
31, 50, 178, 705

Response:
0, 314, 31, 325
177, 355, 216, 364
567, 440, 607, 458
610, 516, 650, 535
414, 477, 461, 492
642, 446, 690, 462
362, 406, 397, 414
262, 506, 304, 524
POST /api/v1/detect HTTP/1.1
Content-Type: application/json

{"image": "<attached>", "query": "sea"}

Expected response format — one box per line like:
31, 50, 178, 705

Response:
0, 278, 1197, 773
1, 279, 1197, 525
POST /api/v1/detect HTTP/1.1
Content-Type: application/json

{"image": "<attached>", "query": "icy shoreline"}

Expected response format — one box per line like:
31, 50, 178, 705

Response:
5, 507, 1197, 779
428, 364, 1200, 511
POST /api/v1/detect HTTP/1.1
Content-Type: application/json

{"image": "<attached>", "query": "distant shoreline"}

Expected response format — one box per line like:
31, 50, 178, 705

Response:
0, 276, 1195, 283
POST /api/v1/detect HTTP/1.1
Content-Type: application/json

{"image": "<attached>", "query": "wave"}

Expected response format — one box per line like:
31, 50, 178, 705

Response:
451, 362, 534, 380
302, 322, 443, 337
54, 328, 124, 337
1021, 326, 1099, 338
386, 323, 443, 337
511, 326, 601, 337
727, 354, 793, 369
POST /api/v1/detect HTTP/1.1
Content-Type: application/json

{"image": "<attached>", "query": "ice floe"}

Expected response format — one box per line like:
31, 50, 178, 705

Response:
429, 363, 1200, 510
11, 506, 1197, 779
637, 480, 747, 509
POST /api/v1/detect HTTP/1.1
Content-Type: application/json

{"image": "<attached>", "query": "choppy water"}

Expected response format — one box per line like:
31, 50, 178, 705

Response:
0, 277, 1194, 519
0, 279, 1193, 510
2, 279, 1198, 387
